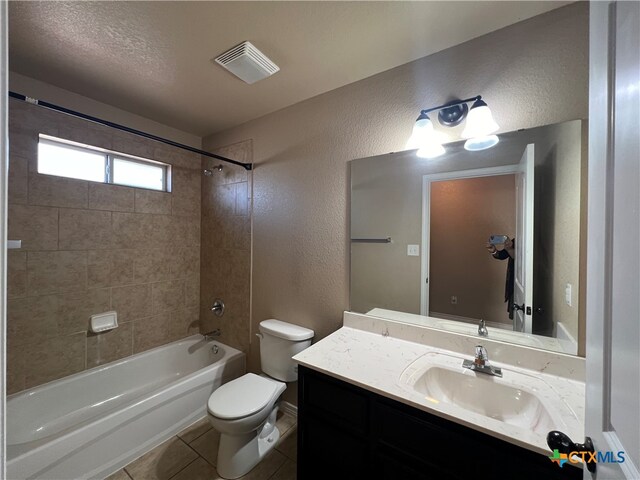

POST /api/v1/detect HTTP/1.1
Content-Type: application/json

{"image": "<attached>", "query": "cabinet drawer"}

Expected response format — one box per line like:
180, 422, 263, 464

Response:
300, 367, 368, 433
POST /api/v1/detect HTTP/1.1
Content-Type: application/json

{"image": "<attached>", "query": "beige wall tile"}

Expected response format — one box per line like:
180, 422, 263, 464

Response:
172, 167, 201, 217
58, 288, 111, 335
112, 212, 154, 248
172, 216, 200, 246
171, 307, 200, 338
87, 249, 136, 288
10, 100, 59, 137
171, 246, 200, 279
112, 284, 152, 322
235, 181, 248, 216
8, 250, 27, 299
154, 146, 200, 170
6, 343, 26, 395
8, 204, 58, 251
27, 250, 87, 296
124, 437, 197, 480
113, 134, 153, 159
59, 208, 113, 250
29, 173, 88, 208
8, 155, 28, 204
152, 280, 185, 313
135, 189, 172, 215
184, 273, 200, 309
134, 247, 173, 283
87, 322, 133, 368
133, 312, 173, 353
89, 183, 134, 212
7, 295, 60, 346
58, 122, 113, 151
8, 127, 37, 159
212, 184, 236, 217
23, 332, 86, 388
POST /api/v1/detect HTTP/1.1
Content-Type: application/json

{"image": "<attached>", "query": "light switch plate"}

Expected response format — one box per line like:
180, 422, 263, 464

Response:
565, 283, 572, 306
407, 244, 420, 256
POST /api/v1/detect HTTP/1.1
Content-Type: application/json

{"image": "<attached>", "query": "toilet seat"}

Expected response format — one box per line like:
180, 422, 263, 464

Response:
208, 373, 283, 420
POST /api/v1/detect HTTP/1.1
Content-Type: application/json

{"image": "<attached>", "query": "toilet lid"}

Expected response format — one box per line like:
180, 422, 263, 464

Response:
208, 373, 282, 419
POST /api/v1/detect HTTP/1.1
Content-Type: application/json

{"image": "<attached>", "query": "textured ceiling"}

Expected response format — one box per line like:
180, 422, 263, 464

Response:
9, 1, 569, 137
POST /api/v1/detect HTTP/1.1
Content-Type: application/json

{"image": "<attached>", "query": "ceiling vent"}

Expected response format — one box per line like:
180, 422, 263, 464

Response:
215, 41, 279, 85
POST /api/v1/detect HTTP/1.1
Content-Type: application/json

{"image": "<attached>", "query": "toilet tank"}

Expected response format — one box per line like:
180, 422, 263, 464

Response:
258, 319, 314, 382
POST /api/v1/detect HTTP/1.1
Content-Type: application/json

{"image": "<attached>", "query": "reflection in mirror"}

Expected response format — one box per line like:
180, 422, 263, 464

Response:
350, 120, 587, 356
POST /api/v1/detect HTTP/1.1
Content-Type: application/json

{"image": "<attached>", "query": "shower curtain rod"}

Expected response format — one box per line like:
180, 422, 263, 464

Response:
8, 91, 253, 171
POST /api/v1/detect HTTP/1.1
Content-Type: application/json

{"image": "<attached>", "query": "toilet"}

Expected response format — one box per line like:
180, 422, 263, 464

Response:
207, 319, 314, 479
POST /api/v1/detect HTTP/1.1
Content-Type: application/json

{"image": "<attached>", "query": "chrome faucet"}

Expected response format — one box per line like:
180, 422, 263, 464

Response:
203, 329, 222, 341
462, 345, 502, 377
478, 319, 488, 337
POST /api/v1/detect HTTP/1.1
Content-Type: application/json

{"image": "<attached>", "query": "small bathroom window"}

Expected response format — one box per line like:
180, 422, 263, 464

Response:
37, 135, 170, 191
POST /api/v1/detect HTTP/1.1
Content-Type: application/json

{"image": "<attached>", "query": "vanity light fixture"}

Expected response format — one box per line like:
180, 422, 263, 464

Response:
408, 95, 500, 157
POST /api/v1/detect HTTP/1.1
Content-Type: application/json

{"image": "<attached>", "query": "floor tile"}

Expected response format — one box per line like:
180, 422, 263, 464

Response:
125, 437, 198, 480
275, 426, 296, 461
169, 458, 220, 480
268, 460, 297, 480
240, 450, 287, 480
190, 427, 221, 466
104, 469, 132, 480
177, 417, 213, 444
275, 412, 296, 437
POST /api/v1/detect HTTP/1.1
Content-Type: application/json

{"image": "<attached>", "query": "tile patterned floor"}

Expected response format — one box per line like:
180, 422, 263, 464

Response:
105, 412, 297, 480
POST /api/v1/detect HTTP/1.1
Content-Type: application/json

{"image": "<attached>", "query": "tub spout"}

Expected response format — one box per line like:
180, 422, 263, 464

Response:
203, 329, 222, 340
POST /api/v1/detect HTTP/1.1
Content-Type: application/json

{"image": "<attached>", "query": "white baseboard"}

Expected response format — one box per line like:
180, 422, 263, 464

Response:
279, 400, 298, 418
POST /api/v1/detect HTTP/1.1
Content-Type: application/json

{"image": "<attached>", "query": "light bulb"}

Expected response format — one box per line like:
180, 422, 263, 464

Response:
461, 99, 499, 139
464, 135, 500, 151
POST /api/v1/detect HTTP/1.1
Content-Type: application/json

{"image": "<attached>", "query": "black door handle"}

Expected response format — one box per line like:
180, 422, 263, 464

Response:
513, 303, 525, 312
547, 431, 596, 472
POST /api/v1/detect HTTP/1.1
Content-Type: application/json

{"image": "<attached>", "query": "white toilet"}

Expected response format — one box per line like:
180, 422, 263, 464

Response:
207, 319, 314, 479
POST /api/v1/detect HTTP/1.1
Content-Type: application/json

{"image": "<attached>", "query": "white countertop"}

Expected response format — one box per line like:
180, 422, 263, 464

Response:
293, 325, 585, 457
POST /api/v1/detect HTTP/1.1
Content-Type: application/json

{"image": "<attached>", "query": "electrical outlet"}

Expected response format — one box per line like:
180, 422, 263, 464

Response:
451, 296, 458, 305
407, 244, 420, 256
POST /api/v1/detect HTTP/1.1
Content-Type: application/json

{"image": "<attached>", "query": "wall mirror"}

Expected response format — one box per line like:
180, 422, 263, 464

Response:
350, 119, 587, 356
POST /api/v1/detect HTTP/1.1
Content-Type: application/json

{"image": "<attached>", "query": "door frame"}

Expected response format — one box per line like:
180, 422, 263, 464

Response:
1, 2, 8, 477
420, 164, 520, 317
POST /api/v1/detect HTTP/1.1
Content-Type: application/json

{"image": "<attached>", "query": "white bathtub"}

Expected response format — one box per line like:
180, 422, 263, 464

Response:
6, 335, 245, 480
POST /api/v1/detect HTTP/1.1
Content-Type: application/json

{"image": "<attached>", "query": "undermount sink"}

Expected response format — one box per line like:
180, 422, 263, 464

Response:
399, 352, 576, 435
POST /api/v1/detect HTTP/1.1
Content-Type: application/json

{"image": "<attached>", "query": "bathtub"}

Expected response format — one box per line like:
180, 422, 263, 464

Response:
6, 335, 245, 480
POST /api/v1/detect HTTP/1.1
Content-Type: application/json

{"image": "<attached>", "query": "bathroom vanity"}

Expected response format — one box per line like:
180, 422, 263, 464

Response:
293, 313, 585, 480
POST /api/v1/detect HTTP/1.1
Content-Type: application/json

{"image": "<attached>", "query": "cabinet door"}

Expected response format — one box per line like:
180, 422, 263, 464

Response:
298, 412, 370, 479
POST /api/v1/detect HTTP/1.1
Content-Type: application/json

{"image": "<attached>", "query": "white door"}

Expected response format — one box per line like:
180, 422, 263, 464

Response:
513, 144, 534, 333
584, 2, 640, 478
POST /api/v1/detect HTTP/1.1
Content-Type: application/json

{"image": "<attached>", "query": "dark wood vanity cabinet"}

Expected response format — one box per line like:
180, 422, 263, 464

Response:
297, 366, 581, 480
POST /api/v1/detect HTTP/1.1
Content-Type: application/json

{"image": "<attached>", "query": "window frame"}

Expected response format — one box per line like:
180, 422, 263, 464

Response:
38, 134, 172, 192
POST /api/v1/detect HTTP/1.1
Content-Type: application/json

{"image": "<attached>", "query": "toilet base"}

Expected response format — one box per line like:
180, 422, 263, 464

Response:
216, 408, 281, 479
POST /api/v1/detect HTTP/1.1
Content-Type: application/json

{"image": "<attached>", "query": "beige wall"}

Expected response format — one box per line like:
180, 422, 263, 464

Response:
203, 2, 589, 395
200, 141, 252, 353
430, 176, 515, 324
7, 99, 202, 394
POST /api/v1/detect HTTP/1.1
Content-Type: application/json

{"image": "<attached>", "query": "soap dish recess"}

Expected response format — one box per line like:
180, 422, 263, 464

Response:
91, 311, 118, 333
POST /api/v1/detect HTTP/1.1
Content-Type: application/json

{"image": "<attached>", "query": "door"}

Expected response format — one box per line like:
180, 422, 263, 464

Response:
513, 144, 534, 333
585, 2, 640, 479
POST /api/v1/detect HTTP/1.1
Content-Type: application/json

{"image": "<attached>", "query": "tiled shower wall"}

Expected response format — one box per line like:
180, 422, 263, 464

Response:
199, 140, 252, 353
6, 99, 202, 394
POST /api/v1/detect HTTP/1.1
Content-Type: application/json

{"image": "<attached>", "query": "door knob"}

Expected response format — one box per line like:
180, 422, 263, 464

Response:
547, 431, 596, 473
211, 298, 225, 317
513, 303, 525, 312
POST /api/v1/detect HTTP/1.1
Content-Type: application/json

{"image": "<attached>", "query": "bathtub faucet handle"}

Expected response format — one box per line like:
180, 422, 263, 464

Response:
203, 329, 222, 340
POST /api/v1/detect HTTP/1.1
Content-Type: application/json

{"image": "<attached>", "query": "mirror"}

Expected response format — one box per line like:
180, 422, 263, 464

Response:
350, 119, 587, 355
